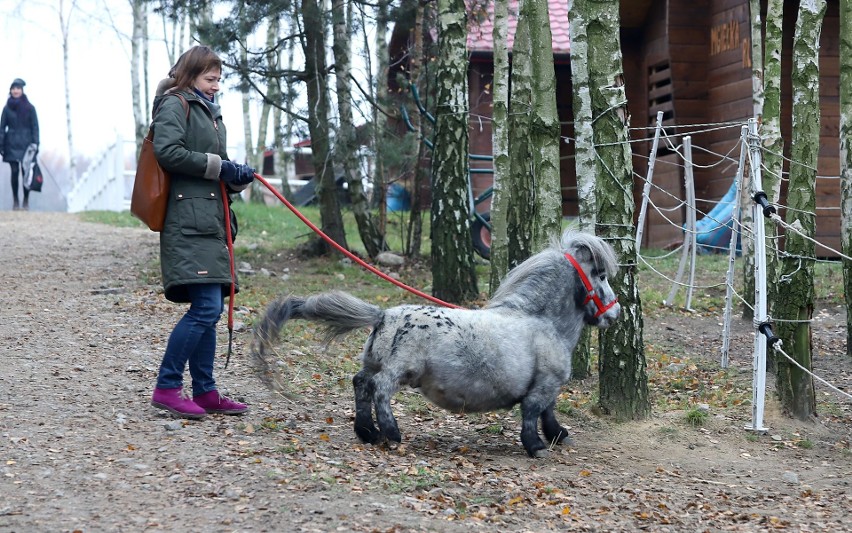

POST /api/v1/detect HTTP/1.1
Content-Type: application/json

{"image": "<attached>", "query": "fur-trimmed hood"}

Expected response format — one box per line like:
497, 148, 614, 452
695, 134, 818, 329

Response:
155, 78, 177, 97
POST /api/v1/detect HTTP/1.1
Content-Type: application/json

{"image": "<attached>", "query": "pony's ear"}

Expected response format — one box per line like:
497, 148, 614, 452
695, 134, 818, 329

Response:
572, 242, 593, 264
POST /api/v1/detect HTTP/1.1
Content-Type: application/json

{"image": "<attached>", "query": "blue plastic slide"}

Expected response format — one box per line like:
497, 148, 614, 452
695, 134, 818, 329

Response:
694, 180, 740, 253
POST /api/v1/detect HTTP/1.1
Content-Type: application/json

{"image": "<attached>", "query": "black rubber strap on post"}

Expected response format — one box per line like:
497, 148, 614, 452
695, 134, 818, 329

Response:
757, 321, 781, 348
752, 191, 777, 218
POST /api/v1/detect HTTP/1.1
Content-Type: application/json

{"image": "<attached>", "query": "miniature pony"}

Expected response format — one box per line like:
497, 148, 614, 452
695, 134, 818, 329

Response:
252, 230, 621, 457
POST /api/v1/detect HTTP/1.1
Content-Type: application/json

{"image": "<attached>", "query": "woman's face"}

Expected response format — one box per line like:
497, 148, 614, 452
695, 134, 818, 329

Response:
10, 87, 23, 98
193, 68, 221, 101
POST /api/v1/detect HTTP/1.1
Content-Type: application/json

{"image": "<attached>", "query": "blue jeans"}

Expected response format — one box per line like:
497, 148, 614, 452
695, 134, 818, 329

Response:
156, 283, 224, 396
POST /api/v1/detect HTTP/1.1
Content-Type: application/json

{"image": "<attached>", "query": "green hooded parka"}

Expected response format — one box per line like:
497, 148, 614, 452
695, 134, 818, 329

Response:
151, 81, 248, 303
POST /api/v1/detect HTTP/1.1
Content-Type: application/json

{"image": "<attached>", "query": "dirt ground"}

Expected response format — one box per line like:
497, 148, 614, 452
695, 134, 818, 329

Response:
1, 211, 851, 532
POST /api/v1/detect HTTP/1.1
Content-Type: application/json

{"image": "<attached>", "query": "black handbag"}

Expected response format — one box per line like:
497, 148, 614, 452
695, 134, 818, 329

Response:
25, 162, 43, 192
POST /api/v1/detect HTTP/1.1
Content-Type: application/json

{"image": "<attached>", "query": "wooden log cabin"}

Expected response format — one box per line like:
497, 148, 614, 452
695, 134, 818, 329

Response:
389, 0, 843, 254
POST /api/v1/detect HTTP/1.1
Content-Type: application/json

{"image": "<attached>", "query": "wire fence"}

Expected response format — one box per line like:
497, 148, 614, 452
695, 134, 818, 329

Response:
624, 117, 851, 431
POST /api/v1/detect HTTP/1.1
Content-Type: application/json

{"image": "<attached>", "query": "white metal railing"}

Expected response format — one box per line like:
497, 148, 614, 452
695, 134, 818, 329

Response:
66, 137, 125, 213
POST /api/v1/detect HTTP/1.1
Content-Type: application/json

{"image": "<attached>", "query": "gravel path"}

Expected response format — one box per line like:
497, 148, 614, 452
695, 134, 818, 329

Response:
0, 212, 405, 532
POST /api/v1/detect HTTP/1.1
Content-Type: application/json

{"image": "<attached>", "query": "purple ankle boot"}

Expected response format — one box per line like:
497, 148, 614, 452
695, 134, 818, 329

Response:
193, 390, 249, 415
151, 387, 207, 419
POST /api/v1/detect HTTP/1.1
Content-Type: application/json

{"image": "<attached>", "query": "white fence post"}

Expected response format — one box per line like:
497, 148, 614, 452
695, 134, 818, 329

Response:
636, 111, 664, 252
721, 125, 749, 368
747, 118, 769, 432
665, 135, 696, 310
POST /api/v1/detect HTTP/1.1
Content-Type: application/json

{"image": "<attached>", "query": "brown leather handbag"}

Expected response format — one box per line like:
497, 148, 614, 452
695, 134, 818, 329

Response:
130, 94, 189, 231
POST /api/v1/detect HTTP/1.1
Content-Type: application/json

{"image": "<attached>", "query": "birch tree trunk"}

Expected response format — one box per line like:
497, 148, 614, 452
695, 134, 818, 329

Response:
488, 0, 511, 292
333, 0, 385, 258
431, 0, 477, 303
303, 0, 348, 253
526, 0, 562, 250
568, 0, 596, 379
405, 0, 428, 258
750, 0, 764, 120
240, 43, 254, 185
59, 0, 77, 180
142, 6, 150, 122
774, 0, 824, 420
250, 101, 271, 203
761, 0, 784, 319
372, 0, 391, 215
585, 0, 650, 420
269, 16, 295, 202
130, 0, 147, 157
841, 0, 852, 357
506, 7, 537, 267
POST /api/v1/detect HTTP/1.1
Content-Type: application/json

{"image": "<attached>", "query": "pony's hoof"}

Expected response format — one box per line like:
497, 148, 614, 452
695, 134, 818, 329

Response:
354, 426, 382, 444
532, 448, 550, 459
382, 427, 402, 443
524, 442, 548, 458
548, 430, 572, 446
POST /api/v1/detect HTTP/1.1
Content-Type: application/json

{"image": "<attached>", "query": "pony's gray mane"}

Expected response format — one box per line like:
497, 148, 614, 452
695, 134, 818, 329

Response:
488, 230, 618, 309
559, 229, 619, 277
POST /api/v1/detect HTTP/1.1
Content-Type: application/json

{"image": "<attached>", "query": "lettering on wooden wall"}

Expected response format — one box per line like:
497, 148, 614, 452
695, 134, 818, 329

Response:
710, 20, 739, 56
711, 19, 751, 68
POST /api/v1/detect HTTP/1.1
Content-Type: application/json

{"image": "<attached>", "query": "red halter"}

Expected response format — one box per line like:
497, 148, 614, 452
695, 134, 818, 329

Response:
564, 252, 619, 318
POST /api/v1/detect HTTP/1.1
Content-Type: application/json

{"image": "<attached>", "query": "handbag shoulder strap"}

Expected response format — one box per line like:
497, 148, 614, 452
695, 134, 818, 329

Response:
145, 93, 190, 144
152, 93, 190, 121
173, 93, 190, 120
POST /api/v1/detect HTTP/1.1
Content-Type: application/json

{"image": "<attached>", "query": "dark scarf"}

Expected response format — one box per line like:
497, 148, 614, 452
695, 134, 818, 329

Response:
6, 94, 32, 121
193, 88, 213, 103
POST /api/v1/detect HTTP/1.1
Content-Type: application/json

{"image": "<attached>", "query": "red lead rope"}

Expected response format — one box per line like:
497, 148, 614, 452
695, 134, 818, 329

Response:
253, 173, 462, 309
221, 181, 236, 368
563, 252, 618, 318
217, 175, 460, 370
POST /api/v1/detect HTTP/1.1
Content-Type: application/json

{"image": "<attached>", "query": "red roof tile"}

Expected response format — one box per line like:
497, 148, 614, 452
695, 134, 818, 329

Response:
467, 0, 570, 55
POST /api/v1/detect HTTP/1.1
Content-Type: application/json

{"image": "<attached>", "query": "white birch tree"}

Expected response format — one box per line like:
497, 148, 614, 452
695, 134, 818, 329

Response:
568, 0, 596, 380
761, 0, 784, 316
581, 0, 650, 419
773, 0, 824, 420
59, 0, 78, 180
430, 0, 477, 302
488, 0, 510, 291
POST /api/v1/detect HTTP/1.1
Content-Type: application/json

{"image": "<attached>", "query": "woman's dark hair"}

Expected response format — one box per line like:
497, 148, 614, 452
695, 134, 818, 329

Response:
170, 46, 222, 90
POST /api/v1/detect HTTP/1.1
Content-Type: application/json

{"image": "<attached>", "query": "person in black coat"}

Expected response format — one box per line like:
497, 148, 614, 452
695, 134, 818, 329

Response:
0, 78, 40, 210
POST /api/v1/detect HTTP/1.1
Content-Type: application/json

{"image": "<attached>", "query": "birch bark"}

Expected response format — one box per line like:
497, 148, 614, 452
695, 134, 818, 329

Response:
430, 0, 478, 302
585, 0, 650, 419
774, 0, 824, 420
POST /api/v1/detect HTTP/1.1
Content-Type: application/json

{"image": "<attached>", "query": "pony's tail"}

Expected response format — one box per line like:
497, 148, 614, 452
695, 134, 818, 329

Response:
298, 291, 385, 341
250, 292, 383, 398
250, 296, 307, 399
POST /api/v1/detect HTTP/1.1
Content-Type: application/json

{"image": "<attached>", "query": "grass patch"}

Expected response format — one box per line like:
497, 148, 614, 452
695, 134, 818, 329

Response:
656, 426, 679, 439
385, 466, 444, 493
685, 407, 709, 427
275, 441, 302, 454
396, 390, 434, 417
485, 424, 504, 435
232, 202, 432, 258
795, 439, 814, 449
79, 210, 147, 228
